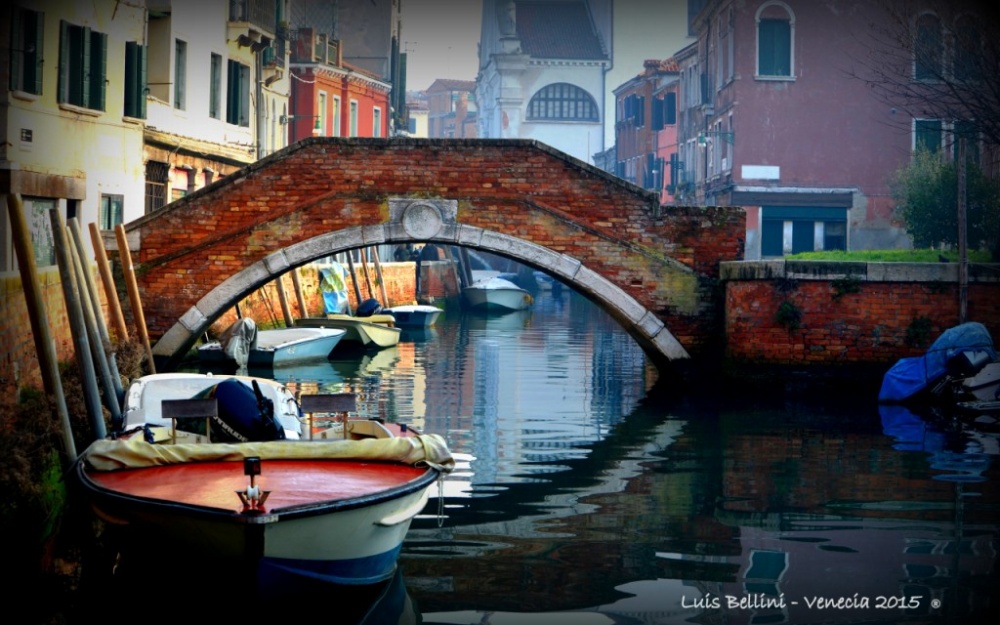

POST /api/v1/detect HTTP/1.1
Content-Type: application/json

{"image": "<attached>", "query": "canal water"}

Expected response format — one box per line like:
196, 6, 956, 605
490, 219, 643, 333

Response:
136, 284, 997, 623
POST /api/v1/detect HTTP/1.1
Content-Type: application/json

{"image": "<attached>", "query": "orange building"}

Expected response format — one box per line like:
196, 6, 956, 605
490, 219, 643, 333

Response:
287, 28, 391, 142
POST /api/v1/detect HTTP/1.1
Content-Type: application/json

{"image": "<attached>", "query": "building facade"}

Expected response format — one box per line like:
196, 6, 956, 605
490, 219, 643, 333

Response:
287, 27, 391, 142
613, 58, 680, 205
426, 79, 477, 139
477, 0, 609, 164
2, 0, 149, 271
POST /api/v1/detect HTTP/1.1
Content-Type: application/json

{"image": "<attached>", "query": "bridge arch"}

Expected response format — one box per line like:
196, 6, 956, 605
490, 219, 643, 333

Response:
122, 138, 743, 373
155, 201, 689, 369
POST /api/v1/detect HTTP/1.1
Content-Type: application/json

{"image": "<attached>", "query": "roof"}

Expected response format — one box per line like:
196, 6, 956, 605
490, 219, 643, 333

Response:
426, 79, 477, 93
516, 1, 607, 60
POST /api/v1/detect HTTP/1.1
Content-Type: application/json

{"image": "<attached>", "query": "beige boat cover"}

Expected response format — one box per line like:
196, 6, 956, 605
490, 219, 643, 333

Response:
83, 433, 455, 473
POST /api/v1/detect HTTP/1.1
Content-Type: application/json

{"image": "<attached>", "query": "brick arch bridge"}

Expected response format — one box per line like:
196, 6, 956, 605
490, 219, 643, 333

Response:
119, 138, 744, 372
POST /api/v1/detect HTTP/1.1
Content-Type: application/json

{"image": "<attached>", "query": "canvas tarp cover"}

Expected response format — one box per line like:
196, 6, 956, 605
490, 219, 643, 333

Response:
878, 322, 997, 402
83, 433, 455, 473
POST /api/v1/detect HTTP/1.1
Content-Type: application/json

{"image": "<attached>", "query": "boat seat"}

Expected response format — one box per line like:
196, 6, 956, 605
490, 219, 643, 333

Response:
300, 393, 358, 440
162, 398, 218, 444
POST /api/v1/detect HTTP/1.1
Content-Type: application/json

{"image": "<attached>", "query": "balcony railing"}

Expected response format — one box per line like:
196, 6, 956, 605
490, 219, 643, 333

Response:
228, 0, 275, 34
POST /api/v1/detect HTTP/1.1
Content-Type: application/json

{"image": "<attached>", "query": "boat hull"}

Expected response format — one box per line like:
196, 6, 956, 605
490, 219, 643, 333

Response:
198, 327, 346, 367
76, 454, 439, 585
297, 316, 401, 348
384, 305, 442, 328
462, 286, 533, 311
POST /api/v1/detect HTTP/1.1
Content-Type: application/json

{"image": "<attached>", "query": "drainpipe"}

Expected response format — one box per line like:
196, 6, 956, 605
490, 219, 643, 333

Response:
256, 47, 266, 159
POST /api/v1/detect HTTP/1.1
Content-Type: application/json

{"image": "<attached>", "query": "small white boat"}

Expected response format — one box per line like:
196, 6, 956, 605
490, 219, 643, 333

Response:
73, 372, 454, 587
198, 319, 346, 368
462, 277, 533, 312
297, 314, 401, 349
383, 304, 443, 328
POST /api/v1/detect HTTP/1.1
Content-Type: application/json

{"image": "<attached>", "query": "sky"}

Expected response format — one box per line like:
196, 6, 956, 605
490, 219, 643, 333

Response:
400, 0, 484, 91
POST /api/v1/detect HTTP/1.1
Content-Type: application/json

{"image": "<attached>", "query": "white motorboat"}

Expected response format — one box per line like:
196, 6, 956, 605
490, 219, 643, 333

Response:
461, 277, 534, 312
73, 372, 454, 586
198, 319, 346, 367
383, 304, 443, 328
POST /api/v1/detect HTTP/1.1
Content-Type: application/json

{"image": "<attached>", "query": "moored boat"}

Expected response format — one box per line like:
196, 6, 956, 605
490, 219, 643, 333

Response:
461, 276, 533, 312
198, 318, 346, 367
383, 304, 443, 328
296, 313, 401, 348
73, 372, 453, 587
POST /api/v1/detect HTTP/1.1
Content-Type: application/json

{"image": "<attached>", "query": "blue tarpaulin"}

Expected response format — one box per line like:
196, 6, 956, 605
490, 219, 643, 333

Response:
878, 322, 997, 402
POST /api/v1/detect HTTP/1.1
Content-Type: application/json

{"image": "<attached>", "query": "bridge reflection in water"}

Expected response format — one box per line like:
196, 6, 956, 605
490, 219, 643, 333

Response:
197, 285, 999, 623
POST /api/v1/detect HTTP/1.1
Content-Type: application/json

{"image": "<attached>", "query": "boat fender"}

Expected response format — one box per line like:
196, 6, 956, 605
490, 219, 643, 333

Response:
355, 298, 383, 317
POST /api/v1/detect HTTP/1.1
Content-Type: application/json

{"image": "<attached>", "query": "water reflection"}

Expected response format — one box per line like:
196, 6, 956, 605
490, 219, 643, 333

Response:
182, 288, 997, 622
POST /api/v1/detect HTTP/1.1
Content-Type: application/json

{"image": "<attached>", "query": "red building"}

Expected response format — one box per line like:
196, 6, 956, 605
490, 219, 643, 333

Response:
287, 28, 391, 142
614, 59, 680, 205
672, 0, 997, 258
426, 79, 477, 139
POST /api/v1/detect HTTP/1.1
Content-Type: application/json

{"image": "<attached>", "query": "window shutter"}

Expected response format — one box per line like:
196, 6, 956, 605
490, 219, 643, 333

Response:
638, 96, 645, 126
227, 60, 238, 124
58, 20, 69, 103
651, 97, 663, 130
32, 12, 44, 94
137, 44, 147, 118
665, 92, 677, 125
90, 32, 107, 111
239, 63, 250, 126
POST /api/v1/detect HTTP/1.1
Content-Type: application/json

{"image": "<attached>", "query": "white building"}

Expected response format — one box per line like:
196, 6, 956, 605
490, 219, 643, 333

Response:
2, 0, 148, 270
476, 0, 609, 164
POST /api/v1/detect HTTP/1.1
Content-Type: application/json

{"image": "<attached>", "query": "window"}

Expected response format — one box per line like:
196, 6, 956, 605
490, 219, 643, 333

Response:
145, 160, 169, 214
761, 208, 848, 256
124, 41, 147, 119
10, 7, 44, 95
227, 60, 250, 126
349, 100, 358, 136
527, 83, 599, 121
318, 92, 327, 135
58, 21, 107, 110
756, 3, 793, 78
210, 53, 222, 119
952, 120, 980, 166
914, 119, 943, 153
373, 107, 382, 137
174, 39, 187, 110
99, 194, 124, 231
914, 13, 942, 81
332, 97, 341, 137
953, 15, 981, 82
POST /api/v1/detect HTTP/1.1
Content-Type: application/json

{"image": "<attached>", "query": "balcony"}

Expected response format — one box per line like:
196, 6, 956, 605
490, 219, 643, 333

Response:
228, 0, 276, 39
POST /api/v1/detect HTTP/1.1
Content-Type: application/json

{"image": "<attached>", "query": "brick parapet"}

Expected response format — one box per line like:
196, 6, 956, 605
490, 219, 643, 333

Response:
722, 260, 1000, 368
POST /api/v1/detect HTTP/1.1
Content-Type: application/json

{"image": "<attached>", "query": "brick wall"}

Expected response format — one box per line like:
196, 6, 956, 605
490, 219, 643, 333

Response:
723, 261, 1000, 370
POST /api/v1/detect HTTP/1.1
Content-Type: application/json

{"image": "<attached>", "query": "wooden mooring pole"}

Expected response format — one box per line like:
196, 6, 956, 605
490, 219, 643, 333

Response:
115, 224, 156, 373
6, 195, 77, 462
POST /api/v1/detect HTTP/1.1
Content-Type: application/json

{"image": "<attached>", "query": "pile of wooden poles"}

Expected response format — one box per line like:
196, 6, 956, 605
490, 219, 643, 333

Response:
6, 194, 155, 462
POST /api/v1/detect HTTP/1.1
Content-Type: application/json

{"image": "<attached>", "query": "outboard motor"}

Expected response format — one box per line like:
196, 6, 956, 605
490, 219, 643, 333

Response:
355, 298, 383, 317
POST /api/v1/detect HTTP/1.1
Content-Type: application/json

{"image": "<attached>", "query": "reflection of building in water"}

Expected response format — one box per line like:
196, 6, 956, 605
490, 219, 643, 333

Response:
472, 339, 501, 485
592, 332, 649, 426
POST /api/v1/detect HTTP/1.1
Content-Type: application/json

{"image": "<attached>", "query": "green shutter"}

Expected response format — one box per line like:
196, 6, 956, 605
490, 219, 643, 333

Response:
58, 20, 69, 103
90, 31, 106, 110
665, 92, 676, 125
759, 19, 790, 76
11, 9, 23, 91
227, 60, 238, 124
32, 11, 44, 95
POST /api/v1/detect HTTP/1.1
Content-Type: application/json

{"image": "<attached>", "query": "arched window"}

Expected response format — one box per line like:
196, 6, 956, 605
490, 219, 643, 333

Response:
527, 83, 599, 121
755, 2, 794, 79
952, 14, 981, 82
914, 13, 943, 81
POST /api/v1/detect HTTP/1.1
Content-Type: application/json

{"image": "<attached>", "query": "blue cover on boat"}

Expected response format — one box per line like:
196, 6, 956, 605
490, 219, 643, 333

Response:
192, 379, 284, 442
879, 322, 997, 402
